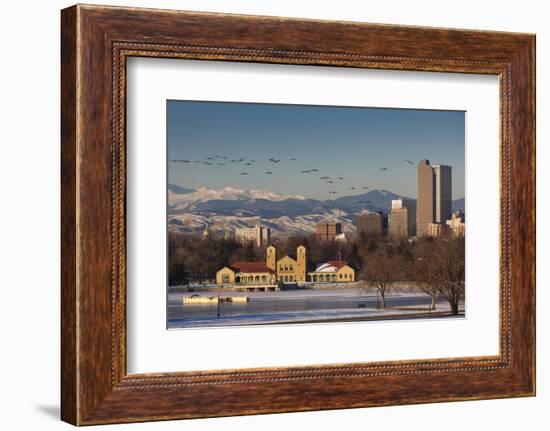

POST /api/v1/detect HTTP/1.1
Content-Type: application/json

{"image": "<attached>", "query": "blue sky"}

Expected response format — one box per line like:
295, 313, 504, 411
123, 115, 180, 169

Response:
167, 100, 465, 200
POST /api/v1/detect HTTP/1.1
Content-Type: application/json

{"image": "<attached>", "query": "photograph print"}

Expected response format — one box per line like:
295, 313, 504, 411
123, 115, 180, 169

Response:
167, 100, 466, 329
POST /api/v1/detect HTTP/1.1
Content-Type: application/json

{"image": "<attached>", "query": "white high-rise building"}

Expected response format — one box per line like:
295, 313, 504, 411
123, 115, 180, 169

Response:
235, 223, 271, 247
389, 198, 417, 237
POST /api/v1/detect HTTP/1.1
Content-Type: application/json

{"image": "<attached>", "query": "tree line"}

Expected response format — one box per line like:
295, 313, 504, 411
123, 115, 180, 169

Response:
169, 231, 465, 315
360, 235, 465, 315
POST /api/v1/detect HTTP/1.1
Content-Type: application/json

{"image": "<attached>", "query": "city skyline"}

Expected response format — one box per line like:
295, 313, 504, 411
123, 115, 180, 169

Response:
168, 100, 465, 200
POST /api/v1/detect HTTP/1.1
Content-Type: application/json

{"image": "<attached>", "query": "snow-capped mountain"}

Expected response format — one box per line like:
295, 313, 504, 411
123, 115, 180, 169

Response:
167, 184, 464, 236
169, 186, 306, 213
168, 184, 397, 235
169, 210, 357, 236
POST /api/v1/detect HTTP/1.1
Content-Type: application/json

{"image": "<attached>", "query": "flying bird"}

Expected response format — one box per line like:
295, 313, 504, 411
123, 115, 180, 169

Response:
349, 187, 356, 190
405, 159, 414, 165
203, 161, 213, 165
289, 158, 297, 161
301, 170, 311, 174
326, 180, 334, 184
265, 171, 273, 175
380, 167, 389, 171
362, 186, 369, 190
329, 191, 337, 195
320, 176, 330, 180
269, 158, 281, 163
309, 169, 319, 172
239, 172, 249, 176
338, 177, 345, 180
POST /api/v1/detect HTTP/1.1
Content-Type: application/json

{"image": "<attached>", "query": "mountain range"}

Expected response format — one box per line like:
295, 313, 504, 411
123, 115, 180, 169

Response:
168, 185, 465, 236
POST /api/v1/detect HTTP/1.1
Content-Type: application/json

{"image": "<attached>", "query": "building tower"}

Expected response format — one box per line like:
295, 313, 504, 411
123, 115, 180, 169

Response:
389, 203, 409, 238
296, 245, 307, 282
389, 198, 417, 237
266, 245, 276, 271
433, 164, 453, 224
417, 159, 436, 236
316, 221, 342, 241
356, 212, 386, 236
417, 160, 453, 236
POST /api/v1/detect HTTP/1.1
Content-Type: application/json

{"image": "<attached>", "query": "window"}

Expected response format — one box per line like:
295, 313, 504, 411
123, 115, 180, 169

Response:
222, 274, 229, 283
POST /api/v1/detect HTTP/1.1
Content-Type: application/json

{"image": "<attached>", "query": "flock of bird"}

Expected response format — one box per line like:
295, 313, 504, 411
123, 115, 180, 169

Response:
170, 155, 415, 202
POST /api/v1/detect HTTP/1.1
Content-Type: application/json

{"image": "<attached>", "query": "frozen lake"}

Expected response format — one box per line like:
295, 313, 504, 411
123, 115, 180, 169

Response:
167, 287, 462, 328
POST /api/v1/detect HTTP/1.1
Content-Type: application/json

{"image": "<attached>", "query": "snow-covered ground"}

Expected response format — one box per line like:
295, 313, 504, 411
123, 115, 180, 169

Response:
167, 287, 464, 329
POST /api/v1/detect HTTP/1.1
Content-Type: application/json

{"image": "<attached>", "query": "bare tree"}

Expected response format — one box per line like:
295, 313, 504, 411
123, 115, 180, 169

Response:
433, 238, 465, 315
411, 237, 465, 315
410, 239, 440, 310
360, 244, 405, 308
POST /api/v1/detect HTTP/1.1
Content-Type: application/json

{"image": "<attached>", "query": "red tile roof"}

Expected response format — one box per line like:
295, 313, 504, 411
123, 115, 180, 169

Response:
230, 261, 274, 274
326, 260, 350, 269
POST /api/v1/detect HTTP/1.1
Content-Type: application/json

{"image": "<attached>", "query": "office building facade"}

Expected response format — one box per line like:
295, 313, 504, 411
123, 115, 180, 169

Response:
417, 160, 452, 236
356, 212, 386, 236
389, 198, 417, 238
316, 222, 342, 241
433, 164, 453, 224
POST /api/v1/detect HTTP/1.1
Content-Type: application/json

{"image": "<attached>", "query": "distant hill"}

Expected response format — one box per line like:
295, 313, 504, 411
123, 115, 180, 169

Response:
452, 198, 465, 212
167, 184, 195, 195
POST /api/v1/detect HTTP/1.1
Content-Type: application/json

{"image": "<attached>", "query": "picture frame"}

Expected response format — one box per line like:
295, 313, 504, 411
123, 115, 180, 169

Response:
61, 4, 535, 425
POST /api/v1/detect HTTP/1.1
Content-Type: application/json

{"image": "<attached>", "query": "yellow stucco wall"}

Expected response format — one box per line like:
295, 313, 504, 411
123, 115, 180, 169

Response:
276, 256, 298, 282
216, 267, 236, 284
266, 245, 276, 270
235, 272, 276, 285
216, 245, 308, 285
308, 265, 355, 283
336, 265, 355, 282
295, 245, 306, 282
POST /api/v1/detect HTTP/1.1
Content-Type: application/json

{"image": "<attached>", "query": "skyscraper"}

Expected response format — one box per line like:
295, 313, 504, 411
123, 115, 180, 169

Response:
389, 207, 408, 238
389, 198, 417, 238
417, 160, 435, 236
433, 164, 453, 224
417, 160, 453, 236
